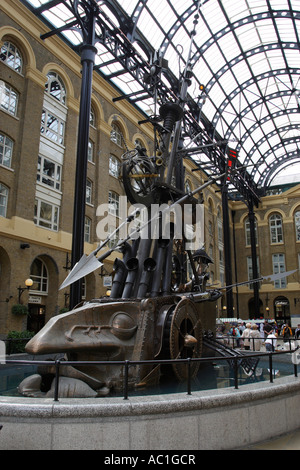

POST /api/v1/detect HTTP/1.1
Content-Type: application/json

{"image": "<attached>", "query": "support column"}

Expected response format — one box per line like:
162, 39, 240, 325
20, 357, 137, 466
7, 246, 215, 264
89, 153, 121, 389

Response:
248, 200, 260, 316
70, 9, 97, 309
222, 184, 234, 316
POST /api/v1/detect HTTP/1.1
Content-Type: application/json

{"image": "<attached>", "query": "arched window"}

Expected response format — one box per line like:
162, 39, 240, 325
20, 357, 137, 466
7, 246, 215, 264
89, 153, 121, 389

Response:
110, 122, 123, 147
0, 133, 13, 168
0, 81, 18, 116
30, 258, 48, 294
295, 210, 300, 242
45, 72, 66, 104
40, 73, 66, 144
0, 41, 23, 73
0, 183, 8, 217
269, 213, 283, 244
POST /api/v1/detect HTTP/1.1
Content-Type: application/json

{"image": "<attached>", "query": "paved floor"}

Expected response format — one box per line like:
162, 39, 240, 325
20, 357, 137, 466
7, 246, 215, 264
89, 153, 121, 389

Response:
245, 429, 300, 450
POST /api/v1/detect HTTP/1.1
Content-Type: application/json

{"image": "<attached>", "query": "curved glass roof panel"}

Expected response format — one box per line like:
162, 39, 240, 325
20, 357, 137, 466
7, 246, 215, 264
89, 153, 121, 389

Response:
22, 0, 300, 188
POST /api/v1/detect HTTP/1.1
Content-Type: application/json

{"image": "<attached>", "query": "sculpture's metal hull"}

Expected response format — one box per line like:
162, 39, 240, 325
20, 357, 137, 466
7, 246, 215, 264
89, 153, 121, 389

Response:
25, 293, 219, 393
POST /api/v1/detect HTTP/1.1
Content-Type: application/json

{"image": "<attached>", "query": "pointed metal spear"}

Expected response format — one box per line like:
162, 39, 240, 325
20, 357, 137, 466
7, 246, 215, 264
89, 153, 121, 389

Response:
59, 172, 226, 290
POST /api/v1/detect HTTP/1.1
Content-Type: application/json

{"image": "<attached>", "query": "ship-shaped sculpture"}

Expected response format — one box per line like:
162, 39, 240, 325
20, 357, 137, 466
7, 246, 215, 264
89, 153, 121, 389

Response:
21, 6, 229, 398
23, 95, 223, 396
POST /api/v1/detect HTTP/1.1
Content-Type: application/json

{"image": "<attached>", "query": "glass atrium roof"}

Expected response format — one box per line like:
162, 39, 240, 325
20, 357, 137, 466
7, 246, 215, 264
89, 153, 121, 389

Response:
21, 0, 300, 188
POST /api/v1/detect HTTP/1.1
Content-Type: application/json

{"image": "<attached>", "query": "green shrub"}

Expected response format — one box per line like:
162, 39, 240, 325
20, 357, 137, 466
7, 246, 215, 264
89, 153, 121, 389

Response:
6, 330, 35, 354
11, 304, 29, 316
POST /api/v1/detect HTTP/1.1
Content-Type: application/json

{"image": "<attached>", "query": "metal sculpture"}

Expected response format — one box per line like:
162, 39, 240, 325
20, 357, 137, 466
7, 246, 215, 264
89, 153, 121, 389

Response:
20, 4, 228, 398
17, 1, 299, 399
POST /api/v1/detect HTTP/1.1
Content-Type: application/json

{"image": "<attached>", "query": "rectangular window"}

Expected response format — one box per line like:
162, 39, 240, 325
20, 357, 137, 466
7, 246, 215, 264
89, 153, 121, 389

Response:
40, 109, 64, 145
0, 133, 13, 168
107, 224, 119, 248
0, 183, 8, 217
37, 156, 61, 191
0, 81, 18, 116
109, 155, 120, 178
270, 215, 283, 243
272, 253, 286, 288
108, 191, 120, 217
86, 179, 93, 205
34, 199, 59, 231
88, 140, 94, 162
85, 217, 91, 243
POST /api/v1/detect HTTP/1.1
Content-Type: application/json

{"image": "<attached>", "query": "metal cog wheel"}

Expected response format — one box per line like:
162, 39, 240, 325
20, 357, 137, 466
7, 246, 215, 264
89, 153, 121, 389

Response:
122, 155, 157, 206
166, 298, 203, 381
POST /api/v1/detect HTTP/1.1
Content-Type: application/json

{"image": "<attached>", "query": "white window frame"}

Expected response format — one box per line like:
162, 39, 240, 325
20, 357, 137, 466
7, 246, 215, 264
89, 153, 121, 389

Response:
110, 123, 123, 147
269, 213, 283, 244
0, 183, 8, 217
0, 81, 18, 116
109, 154, 120, 178
34, 198, 59, 231
108, 190, 120, 217
0, 133, 13, 168
247, 256, 261, 289
30, 258, 48, 294
85, 216, 91, 243
40, 109, 65, 145
88, 140, 94, 163
272, 253, 286, 288
295, 210, 300, 242
45, 72, 66, 104
0, 41, 23, 73
37, 155, 61, 191
86, 179, 93, 205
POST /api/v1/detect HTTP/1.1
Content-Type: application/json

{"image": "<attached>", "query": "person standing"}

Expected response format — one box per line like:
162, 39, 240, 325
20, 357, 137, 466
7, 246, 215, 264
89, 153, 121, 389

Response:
249, 324, 262, 351
228, 324, 241, 348
263, 320, 272, 338
265, 329, 277, 352
241, 323, 252, 350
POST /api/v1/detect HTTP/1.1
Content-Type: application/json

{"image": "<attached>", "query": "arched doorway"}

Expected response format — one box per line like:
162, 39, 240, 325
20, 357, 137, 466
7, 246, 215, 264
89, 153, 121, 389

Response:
27, 255, 59, 334
274, 296, 290, 329
27, 257, 48, 333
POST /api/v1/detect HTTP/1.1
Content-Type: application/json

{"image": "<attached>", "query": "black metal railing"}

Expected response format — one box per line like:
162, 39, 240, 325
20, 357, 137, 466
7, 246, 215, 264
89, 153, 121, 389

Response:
2, 345, 299, 402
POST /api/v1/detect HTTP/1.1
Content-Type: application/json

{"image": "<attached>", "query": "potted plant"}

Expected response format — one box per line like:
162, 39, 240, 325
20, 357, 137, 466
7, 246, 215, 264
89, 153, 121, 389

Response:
11, 304, 29, 316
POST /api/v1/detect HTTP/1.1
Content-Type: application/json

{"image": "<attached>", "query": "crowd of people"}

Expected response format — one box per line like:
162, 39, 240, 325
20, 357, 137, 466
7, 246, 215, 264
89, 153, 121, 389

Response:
217, 320, 299, 352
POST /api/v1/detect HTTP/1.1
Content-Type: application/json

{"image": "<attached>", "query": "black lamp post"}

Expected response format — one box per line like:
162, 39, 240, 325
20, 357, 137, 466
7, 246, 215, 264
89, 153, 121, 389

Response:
69, 2, 98, 309
17, 278, 33, 304
40, 1, 99, 309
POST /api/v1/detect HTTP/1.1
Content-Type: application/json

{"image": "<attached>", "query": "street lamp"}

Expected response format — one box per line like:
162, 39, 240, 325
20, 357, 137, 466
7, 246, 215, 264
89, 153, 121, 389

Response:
17, 278, 33, 303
